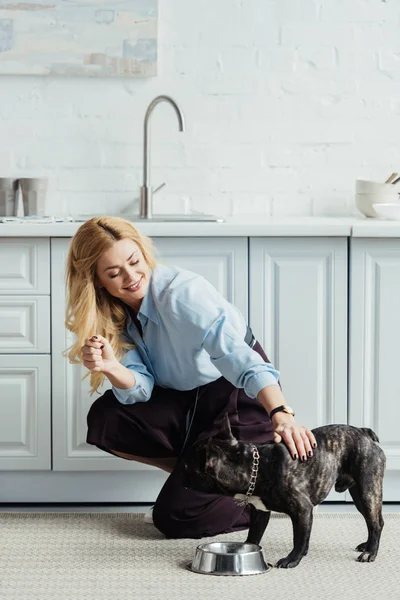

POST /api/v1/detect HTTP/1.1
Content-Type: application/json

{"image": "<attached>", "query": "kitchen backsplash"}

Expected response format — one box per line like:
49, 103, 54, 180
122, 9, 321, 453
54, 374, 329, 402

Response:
1, 0, 400, 219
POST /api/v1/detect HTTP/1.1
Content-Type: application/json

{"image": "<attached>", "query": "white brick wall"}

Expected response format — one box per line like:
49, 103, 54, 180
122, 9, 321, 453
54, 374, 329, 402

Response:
1, 0, 400, 218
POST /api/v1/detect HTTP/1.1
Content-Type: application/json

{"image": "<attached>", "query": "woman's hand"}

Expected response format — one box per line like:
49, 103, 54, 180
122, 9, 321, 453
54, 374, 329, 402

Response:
81, 335, 118, 373
272, 413, 317, 461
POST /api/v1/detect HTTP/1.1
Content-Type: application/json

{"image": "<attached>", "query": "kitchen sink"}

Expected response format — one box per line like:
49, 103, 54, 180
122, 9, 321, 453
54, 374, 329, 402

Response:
70, 213, 225, 223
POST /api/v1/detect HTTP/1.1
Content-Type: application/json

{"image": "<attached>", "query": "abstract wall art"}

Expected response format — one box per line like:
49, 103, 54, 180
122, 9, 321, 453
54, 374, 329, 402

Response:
0, 0, 157, 77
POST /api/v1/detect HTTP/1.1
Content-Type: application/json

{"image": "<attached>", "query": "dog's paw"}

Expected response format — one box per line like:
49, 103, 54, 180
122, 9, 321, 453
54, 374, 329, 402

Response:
355, 541, 367, 552
275, 555, 302, 569
356, 551, 377, 563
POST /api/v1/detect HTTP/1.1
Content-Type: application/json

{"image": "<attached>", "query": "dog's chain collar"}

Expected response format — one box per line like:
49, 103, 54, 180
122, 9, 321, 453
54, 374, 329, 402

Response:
234, 445, 260, 507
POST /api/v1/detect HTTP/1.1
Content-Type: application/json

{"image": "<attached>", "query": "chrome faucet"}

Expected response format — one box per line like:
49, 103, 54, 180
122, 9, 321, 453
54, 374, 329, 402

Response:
140, 95, 185, 219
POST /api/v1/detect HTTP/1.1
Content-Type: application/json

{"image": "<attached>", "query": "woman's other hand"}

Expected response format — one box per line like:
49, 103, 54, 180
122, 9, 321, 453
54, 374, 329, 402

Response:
272, 413, 317, 461
81, 335, 117, 373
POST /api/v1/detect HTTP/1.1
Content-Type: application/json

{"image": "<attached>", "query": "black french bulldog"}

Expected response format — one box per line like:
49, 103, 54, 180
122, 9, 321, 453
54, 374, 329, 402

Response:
182, 413, 386, 569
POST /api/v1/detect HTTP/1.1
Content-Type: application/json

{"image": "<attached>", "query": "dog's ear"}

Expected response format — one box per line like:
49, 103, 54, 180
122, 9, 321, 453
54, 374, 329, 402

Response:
217, 412, 238, 446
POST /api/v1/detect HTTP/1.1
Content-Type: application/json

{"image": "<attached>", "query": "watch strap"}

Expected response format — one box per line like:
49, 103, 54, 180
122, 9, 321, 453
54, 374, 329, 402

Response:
269, 405, 294, 420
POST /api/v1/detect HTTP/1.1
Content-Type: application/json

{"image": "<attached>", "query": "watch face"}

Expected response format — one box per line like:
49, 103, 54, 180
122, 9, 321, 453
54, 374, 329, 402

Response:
283, 406, 294, 414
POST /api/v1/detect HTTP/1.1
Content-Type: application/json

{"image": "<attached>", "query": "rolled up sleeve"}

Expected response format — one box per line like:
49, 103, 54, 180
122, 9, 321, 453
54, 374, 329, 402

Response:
112, 347, 154, 405
203, 316, 280, 399
171, 277, 280, 399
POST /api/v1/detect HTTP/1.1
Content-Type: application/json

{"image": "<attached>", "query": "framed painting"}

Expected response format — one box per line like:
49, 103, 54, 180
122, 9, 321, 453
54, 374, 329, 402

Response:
0, 0, 157, 76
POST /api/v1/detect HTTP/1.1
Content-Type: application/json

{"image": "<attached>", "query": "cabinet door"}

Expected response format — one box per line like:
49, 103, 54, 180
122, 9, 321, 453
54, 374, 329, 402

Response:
0, 296, 50, 353
0, 238, 50, 294
250, 238, 348, 427
250, 237, 348, 502
0, 355, 51, 469
349, 238, 400, 500
51, 237, 248, 471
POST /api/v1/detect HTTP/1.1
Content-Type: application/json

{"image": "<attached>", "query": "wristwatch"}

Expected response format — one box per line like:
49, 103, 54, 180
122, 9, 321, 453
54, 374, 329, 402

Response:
269, 405, 295, 419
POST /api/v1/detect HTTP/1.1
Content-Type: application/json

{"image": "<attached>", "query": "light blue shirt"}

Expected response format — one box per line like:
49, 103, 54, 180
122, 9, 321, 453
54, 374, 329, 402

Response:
112, 264, 280, 405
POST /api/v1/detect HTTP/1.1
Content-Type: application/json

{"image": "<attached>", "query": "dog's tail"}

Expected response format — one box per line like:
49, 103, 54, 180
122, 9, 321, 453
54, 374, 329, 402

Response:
360, 427, 380, 443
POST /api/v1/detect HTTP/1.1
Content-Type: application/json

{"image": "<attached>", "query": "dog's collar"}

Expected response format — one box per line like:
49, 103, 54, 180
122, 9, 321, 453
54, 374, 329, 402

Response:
233, 445, 260, 507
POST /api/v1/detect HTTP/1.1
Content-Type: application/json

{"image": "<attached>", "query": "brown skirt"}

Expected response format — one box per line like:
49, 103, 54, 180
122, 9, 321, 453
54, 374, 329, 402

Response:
86, 341, 278, 539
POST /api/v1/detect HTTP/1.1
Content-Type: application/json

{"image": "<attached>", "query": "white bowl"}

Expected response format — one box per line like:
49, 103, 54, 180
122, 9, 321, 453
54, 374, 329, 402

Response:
356, 190, 399, 201
372, 203, 400, 221
356, 194, 400, 218
356, 179, 399, 194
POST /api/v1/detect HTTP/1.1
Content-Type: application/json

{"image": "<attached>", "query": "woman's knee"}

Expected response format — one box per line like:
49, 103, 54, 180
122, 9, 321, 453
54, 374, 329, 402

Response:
152, 495, 250, 539
152, 501, 203, 539
87, 390, 116, 428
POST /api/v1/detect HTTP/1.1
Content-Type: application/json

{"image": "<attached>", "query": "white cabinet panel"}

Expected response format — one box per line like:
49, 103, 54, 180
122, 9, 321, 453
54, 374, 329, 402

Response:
250, 237, 348, 502
0, 355, 51, 469
0, 296, 50, 353
349, 238, 400, 499
250, 237, 348, 430
0, 238, 50, 294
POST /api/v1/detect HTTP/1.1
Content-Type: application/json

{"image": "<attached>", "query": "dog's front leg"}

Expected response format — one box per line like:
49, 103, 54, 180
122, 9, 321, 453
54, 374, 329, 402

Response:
245, 506, 271, 546
275, 504, 313, 569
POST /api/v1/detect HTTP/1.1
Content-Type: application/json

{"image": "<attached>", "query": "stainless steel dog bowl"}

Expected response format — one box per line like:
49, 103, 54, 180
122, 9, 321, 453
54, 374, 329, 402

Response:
187, 541, 272, 576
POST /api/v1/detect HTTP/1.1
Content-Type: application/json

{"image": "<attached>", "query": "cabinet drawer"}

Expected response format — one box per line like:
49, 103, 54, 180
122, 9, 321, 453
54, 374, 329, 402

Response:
0, 238, 50, 294
0, 296, 50, 353
0, 355, 51, 470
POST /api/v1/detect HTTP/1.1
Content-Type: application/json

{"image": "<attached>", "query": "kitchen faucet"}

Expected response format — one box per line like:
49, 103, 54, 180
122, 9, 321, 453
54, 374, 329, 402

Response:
139, 95, 185, 219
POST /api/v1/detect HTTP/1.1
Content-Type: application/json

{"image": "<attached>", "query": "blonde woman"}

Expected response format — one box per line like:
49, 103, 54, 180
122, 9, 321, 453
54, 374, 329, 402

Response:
65, 216, 317, 539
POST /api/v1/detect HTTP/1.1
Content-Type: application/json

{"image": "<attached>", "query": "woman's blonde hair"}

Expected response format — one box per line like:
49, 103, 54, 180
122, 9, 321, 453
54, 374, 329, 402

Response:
63, 216, 157, 396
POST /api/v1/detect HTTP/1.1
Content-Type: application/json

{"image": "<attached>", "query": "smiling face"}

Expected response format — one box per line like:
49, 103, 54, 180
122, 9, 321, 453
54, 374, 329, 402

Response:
95, 238, 151, 311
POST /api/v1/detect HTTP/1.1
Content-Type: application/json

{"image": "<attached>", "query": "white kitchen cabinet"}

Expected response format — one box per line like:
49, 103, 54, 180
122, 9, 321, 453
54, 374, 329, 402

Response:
0, 296, 51, 353
349, 238, 400, 500
51, 237, 247, 473
0, 238, 50, 294
0, 238, 51, 471
1, 232, 398, 503
250, 237, 348, 501
0, 355, 51, 469
249, 237, 348, 428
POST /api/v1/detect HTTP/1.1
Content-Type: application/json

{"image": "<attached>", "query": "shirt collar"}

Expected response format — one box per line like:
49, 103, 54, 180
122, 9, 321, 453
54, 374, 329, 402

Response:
122, 270, 159, 327
137, 270, 159, 326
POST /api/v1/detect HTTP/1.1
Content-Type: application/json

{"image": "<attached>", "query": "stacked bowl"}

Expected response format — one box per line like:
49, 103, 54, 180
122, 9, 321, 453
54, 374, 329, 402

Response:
355, 179, 400, 218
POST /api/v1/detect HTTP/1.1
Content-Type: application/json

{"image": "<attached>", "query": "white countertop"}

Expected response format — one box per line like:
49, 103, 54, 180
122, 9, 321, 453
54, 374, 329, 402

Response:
350, 219, 400, 237
0, 215, 399, 237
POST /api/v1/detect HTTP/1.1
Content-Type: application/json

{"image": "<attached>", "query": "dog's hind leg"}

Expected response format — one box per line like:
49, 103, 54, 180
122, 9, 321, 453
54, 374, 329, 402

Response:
245, 506, 271, 545
348, 480, 384, 563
